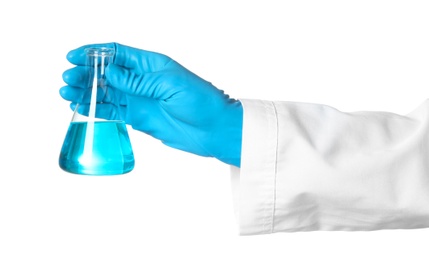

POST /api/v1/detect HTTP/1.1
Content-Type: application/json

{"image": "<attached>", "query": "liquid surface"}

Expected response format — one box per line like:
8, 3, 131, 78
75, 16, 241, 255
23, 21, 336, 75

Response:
59, 121, 134, 175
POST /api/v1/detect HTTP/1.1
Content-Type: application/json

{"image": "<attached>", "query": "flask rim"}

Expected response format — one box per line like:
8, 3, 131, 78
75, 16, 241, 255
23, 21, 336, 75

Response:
84, 47, 115, 57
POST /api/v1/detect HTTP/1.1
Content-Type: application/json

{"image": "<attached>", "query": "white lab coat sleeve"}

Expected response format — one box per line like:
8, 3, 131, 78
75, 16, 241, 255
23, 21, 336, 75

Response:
231, 99, 429, 235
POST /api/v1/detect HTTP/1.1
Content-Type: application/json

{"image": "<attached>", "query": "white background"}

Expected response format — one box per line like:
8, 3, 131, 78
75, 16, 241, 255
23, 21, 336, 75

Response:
1, 0, 429, 259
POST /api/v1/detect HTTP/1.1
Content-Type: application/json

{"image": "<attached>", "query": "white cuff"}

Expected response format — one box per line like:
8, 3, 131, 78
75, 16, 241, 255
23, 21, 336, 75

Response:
231, 99, 278, 235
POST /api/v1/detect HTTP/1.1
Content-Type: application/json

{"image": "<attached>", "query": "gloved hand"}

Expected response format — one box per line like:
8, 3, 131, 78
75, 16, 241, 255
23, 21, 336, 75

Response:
60, 43, 243, 167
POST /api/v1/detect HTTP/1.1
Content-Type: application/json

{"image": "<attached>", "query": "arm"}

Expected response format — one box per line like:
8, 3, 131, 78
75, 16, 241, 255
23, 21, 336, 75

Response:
232, 99, 429, 235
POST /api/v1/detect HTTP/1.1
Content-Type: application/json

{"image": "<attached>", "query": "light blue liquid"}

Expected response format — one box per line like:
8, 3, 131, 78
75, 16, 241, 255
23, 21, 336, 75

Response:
59, 121, 134, 175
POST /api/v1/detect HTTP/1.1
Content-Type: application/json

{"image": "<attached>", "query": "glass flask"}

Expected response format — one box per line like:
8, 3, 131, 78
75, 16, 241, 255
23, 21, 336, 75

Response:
59, 47, 135, 175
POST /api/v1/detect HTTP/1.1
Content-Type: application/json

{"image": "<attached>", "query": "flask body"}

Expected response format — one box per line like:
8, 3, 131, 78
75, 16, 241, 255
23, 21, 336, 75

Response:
59, 47, 135, 175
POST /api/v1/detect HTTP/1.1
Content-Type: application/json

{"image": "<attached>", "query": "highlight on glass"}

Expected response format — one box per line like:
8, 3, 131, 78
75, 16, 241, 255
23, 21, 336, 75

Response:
59, 47, 135, 175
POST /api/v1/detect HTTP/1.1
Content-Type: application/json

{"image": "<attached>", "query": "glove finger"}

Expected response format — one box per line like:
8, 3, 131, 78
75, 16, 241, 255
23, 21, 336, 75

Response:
101, 87, 128, 106
62, 67, 126, 104
59, 86, 103, 104
60, 85, 128, 106
114, 43, 172, 72
62, 66, 90, 88
106, 63, 177, 100
73, 103, 127, 121
60, 86, 84, 102
67, 42, 173, 72
94, 103, 127, 121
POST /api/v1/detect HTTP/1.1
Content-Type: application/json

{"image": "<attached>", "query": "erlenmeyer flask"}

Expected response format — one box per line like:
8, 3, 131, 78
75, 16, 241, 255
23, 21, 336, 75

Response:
59, 47, 135, 175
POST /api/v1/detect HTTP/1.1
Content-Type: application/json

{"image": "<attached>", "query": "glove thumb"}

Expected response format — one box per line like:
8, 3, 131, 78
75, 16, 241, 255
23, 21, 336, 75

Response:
106, 63, 168, 100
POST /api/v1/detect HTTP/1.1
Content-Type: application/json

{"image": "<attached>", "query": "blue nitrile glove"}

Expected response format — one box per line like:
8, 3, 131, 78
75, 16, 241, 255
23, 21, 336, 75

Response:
60, 43, 243, 167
